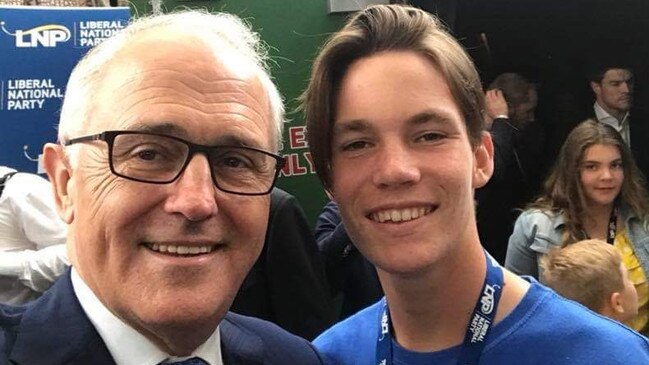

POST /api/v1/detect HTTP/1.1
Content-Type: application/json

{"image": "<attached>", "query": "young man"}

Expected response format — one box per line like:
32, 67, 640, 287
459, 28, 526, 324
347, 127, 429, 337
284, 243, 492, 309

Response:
541, 239, 639, 324
302, 4, 649, 364
0, 11, 323, 365
589, 66, 633, 145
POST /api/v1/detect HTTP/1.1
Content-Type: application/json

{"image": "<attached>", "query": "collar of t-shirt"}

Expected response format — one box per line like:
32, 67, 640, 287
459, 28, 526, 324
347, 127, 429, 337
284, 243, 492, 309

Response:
71, 268, 223, 365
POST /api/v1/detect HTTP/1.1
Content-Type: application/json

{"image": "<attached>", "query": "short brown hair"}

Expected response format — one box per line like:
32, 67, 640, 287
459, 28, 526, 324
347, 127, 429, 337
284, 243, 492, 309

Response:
489, 73, 535, 109
541, 239, 624, 312
301, 4, 485, 190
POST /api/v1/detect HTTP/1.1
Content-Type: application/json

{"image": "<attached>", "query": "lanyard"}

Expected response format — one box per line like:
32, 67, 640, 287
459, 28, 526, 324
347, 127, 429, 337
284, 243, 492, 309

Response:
606, 207, 618, 244
583, 206, 618, 244
375, 251, 504, 365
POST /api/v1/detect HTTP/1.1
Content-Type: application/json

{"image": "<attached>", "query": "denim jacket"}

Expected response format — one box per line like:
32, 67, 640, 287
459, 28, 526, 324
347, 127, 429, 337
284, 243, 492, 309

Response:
504, 206, 649, 279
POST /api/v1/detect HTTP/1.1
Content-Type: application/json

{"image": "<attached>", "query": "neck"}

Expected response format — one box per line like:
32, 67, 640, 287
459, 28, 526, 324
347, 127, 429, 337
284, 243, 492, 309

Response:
587, 202, 614, 222
377, 239, 486, 352
148, 323, 215, 356
598, 102, 627, 124
582, 202, 615, 239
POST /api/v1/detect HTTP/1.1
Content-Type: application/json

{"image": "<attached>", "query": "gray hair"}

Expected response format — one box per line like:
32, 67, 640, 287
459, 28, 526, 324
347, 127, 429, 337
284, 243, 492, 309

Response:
59, 10, 285, 159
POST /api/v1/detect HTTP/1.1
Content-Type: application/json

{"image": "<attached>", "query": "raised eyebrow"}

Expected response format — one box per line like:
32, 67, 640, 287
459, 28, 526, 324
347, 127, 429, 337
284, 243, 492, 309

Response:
332, 119, 372, 136
127, 122, 189, 139
210, 134, 264, 149
332, 110, 457, 135
407, 111, 456, 127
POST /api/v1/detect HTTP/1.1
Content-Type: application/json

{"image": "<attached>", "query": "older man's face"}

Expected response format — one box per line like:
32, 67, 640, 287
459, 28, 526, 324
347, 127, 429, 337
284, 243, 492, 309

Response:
60, 33, 273, 344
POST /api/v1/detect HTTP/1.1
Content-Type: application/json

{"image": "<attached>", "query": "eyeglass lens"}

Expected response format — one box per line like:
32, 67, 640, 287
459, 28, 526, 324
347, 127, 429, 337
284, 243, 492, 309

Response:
110, 133, 278, 194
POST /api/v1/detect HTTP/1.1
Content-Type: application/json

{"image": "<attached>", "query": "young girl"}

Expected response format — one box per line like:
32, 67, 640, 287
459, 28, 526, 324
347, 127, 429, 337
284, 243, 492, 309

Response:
506, 119, 649, 334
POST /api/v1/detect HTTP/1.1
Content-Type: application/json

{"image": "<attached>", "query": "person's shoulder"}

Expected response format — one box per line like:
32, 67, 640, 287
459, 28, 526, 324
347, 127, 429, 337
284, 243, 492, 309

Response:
497, 281, 649, 362
2, 172, 52, 199
516, 209, 560, 228
0, 303, 29, 359
313, 299, 383, 365
222, 312, 323, 364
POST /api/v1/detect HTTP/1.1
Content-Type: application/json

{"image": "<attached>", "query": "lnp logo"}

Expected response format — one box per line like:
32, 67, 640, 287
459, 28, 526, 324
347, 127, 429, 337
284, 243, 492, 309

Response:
1, 21, 71, 48
379, 311, 389, 340
480, 284, 499, 315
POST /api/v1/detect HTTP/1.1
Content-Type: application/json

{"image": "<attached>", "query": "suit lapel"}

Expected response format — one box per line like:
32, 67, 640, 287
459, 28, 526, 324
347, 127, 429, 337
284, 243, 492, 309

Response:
220, 313, 263, 365
9, 270, 115, 365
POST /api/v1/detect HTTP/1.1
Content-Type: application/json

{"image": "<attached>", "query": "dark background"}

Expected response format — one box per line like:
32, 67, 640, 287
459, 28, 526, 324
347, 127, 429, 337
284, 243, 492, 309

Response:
412, 0, 649, 163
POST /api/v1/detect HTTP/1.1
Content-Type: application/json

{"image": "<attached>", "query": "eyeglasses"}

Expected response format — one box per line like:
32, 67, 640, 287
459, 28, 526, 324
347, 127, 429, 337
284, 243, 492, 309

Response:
64, 130, 285, 196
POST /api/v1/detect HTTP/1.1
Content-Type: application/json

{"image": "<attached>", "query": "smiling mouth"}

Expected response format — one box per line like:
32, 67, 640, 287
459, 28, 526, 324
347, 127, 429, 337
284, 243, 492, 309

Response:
145, 243, 220, 256
369, 206, 434, 223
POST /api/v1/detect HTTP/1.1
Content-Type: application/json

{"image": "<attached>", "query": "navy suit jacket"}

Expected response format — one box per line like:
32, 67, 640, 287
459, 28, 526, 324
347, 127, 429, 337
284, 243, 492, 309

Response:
0, 270, 324, 365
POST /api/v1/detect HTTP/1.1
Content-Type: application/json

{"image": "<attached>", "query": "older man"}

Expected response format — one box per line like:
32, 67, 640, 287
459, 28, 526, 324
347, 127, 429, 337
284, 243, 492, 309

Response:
0, 11, 323, 365
303, 4, 649, 365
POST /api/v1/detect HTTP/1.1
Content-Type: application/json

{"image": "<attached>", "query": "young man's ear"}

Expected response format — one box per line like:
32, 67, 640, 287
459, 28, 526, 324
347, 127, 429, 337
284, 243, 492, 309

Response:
43, 143, 74, 224
472, 131, 494, 189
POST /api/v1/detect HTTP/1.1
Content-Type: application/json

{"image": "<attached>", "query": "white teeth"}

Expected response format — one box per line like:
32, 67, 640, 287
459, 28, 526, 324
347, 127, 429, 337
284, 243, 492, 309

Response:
147, 243, 215, 255
370, 206, 433, 223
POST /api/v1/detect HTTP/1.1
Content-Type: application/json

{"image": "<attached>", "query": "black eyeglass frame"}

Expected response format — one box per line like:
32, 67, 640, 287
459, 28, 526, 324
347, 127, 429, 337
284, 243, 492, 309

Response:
64, 130, 286, 196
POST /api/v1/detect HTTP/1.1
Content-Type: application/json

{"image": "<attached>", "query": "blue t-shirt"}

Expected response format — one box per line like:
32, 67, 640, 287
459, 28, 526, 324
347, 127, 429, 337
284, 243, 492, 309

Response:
314, 281, 649, 365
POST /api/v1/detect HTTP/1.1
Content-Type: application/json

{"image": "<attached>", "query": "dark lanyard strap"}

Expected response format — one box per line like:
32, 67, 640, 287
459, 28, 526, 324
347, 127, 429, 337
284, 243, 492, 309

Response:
607, 207, 618, 244
375, 251, 504, 365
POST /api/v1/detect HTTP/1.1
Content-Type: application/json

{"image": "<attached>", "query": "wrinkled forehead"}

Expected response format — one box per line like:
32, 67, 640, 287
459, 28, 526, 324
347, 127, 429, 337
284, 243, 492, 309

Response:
112, 29, 261, 86
87, 31, 273, 144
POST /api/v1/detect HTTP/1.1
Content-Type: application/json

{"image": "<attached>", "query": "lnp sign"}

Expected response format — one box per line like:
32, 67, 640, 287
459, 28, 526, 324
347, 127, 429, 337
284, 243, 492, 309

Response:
0, 5, 129, 173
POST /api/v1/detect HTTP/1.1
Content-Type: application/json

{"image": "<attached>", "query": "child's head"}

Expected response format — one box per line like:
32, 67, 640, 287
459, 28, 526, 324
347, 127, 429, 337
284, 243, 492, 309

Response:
541, 239, 638, 323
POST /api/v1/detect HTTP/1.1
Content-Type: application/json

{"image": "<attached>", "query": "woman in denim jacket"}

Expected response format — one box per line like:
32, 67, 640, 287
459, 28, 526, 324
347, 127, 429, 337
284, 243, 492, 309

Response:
505, 120, 649, 334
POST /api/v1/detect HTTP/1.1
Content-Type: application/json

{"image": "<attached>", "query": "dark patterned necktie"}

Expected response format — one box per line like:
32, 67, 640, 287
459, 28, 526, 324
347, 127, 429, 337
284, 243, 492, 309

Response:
167, 357, 209, 365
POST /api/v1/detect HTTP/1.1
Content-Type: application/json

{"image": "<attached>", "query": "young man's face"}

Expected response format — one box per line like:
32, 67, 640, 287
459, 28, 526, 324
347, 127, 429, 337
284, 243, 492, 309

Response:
329, 51, 493, 275
591, 69, 633, 115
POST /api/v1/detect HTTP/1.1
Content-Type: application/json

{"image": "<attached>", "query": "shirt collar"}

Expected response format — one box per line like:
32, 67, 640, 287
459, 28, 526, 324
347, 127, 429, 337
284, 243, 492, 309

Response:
71, 268, 223, 365
594, 102, 629, 129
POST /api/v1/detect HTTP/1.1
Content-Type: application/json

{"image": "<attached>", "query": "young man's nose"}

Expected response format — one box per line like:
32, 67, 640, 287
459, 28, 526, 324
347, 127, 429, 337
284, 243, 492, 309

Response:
372, 142, 421, 188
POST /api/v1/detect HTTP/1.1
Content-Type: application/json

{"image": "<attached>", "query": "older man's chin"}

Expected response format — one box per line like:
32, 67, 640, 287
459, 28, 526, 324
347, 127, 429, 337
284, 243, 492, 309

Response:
126, 294, 234, 355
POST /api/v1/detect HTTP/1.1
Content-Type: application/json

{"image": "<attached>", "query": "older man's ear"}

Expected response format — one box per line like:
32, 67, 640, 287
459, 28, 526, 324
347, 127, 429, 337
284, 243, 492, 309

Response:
43, 143, 75, 224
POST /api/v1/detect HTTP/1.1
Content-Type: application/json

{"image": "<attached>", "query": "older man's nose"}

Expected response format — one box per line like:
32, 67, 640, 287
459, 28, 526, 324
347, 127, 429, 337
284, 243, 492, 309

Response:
165, 154, 218, 221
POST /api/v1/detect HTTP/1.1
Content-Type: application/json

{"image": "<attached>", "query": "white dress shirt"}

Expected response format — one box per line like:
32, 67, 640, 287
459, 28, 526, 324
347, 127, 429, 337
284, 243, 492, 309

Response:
594, 102, 631, 146
71, 268, 224, 365
0, 166, 69, 304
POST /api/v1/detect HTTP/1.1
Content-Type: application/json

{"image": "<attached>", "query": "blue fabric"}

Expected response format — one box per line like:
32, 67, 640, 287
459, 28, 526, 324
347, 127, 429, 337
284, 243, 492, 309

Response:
313, 280, 649, 365
0, 269, 324, 365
